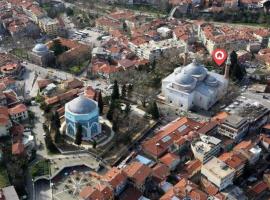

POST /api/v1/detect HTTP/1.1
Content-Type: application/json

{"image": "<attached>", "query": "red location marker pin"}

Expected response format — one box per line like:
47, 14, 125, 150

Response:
212, 49, 227, 66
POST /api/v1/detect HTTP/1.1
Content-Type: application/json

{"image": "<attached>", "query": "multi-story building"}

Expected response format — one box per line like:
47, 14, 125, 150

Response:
39, 17, 59, 36
201, 157, 235, 190
218, 115, 249, 141
128, 38, 185, 62
191, 134, 221, 164
8, 103, 28, 122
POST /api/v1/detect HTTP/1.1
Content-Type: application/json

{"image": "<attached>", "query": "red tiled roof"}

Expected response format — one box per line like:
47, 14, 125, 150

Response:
0, 106, 9, 126
160, 153, 180, 167
84, 86, 96, 100
142, 117, 203, 158
123, 162, 152, 185
201, 176, 219, 196
160, 178, 208, 200
79, 186, 104, 200
37, 79, 52, 89
103, 167, 127, 190
249, 181, 268, 194
152, 163, 170, 182
12, 142, 24, 155
233, 140, 253, 151
184, 159, 202, 176
219, 152, 246, 169
8, 104, 27, 115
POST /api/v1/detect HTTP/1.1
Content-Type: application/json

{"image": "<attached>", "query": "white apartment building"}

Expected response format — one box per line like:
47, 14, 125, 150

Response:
191, 134, 221, 164
128, 39, 185, 62
201, 157, 235, 190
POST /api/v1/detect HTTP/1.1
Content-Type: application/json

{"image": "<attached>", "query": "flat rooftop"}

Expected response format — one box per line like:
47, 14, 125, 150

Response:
224, 115, 247, 129
203, 157, 235, 179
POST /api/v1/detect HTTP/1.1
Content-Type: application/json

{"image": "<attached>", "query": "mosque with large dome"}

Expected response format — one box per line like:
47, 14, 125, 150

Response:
65, 95, 101, 141
162, 60, 229, 111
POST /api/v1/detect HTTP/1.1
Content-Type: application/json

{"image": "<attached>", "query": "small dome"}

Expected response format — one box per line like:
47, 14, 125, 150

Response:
205, 75, 218, 86
32, 43, 48, 55
183, 60, 207, 80
67, 96, 97, 114
175, 73, 195, 86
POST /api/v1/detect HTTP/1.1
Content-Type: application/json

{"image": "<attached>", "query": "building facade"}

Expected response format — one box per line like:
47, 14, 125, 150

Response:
218, 115, 249, 141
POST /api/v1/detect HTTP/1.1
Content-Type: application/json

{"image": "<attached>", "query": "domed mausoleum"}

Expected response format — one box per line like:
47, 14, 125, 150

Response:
162, 60, 229, 111
65, 95, 101, 141
29, 43, 55, 67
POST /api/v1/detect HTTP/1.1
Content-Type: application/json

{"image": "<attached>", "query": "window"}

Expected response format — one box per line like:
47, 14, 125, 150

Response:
91, 123, 98, 135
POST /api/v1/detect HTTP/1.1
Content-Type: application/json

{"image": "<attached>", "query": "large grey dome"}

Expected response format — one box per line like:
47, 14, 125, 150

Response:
175, 73, 195, 86
32, 43, 48, 55
183, 60, 207, 81
68, 95, 97, 114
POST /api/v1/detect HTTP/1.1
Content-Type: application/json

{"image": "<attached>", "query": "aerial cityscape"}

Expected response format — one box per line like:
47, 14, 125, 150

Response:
0, 0, 270, 199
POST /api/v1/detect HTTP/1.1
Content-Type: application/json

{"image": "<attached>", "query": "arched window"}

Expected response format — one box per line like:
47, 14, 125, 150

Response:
91, 123, 98, 135
67, 124, 74, 136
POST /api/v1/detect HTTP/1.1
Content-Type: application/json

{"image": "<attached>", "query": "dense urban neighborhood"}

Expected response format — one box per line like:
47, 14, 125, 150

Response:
0, 0, 270, 200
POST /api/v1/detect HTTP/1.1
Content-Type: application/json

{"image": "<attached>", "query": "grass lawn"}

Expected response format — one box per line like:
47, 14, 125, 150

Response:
0, 166, 10, 188
10, 48, 29, 59
69, 61, 88, 75
31, 160, 50, 179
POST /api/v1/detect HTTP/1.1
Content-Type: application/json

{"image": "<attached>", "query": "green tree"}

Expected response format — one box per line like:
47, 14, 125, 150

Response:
74, 124, 83, 146
95, 90, 104, 114
66, 7, 74, 16
52, 112, 61, 130
54, 128, 61, 143
124, 102, 131, 116
111, 80, 120, 100
121, 84, 126, 99
50, 39, 68, 56
106, 104, 114, 121
45, 131, 56, 152
148, 101, 160, 120
112, 120, 118, 132
229, 51, 245, 81
92, 140, 97, 149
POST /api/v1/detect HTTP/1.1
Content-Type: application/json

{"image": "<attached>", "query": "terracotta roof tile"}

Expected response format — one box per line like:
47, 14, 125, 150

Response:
103, 167, 127, 190
123, 162, 152, 185
8, 104, 27, 115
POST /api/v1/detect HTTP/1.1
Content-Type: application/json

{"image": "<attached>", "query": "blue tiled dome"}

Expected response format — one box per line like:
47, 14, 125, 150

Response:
68, 96, 97, 114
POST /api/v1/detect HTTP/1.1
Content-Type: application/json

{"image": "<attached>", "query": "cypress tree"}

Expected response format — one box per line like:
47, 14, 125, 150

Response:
74, 124, 83, 146
121, 84, 126, 99
111, 80, 120, 100
148, 101, 160, 120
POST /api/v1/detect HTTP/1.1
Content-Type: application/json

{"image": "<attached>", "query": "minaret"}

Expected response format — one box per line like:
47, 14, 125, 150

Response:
224, 56, 231, 80
183, 43, 189, 65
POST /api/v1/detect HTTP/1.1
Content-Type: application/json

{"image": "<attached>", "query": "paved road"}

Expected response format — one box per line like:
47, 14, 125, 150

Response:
30, 105, 48, 158
35, 180, 51, 200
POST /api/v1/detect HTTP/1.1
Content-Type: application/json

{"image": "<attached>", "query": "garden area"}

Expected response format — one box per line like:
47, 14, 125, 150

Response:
30, 159, 50, 180
0, 166, 10, 188
68, 61, 89, 75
